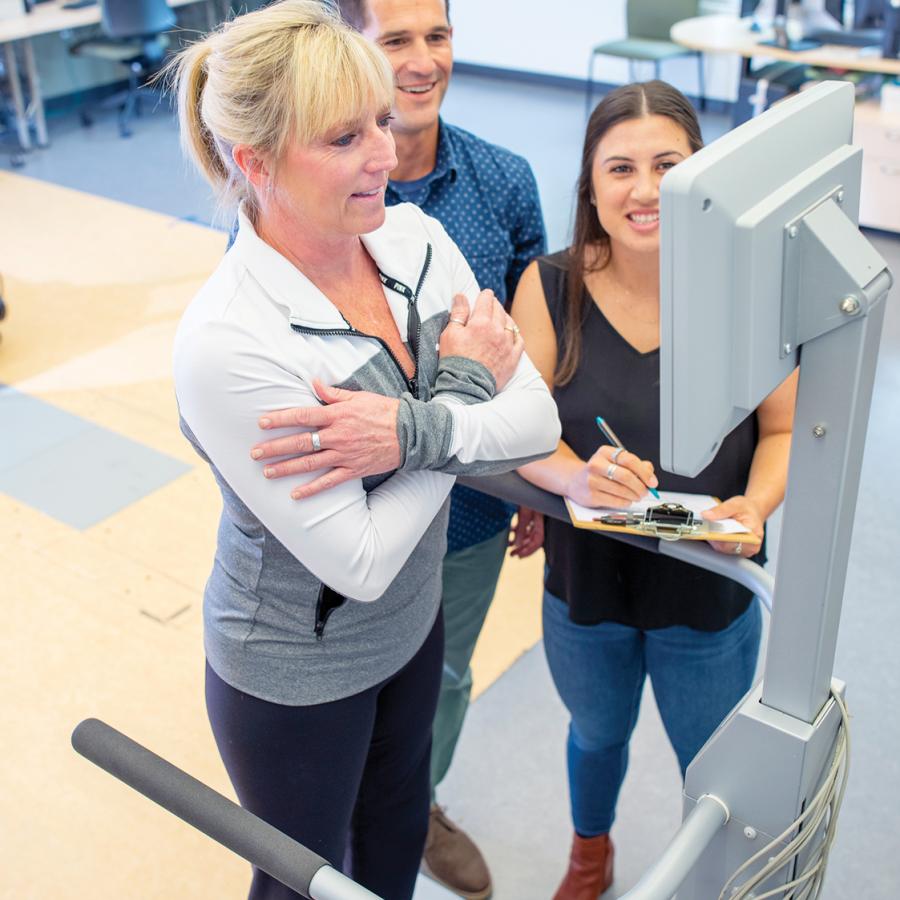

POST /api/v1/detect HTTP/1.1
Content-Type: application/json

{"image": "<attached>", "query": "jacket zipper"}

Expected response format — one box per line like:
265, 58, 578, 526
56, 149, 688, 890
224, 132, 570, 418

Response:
314, 584, 346, 641
291, 244, 432, 400
291, 245, 433, 640
377, 243, 432, 398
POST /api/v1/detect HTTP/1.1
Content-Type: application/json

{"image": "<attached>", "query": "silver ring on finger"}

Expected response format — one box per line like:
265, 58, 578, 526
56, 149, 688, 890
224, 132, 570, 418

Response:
610, 446, 625, 463
733, 542, 743, 556
310, 430, 321, 453
504, 323, 520, 337
449, 317, 467, 326
605, 462, 618, 481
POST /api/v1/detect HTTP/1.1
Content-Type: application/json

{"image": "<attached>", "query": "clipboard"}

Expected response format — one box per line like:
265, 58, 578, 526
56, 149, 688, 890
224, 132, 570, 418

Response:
564, 491, 762, 545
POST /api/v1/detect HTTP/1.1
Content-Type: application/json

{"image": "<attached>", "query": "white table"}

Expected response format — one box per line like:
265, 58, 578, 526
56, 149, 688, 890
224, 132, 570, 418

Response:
671, 14, 900, 76
0, 0, 221, 151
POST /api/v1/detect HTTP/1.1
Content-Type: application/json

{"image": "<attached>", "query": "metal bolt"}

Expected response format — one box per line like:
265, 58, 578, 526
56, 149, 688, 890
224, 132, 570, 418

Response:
813, 425, 826, 438
788, 225, 799, 239
836, 190, 845, 204
744, 826, 758, 840
783, 343, 793, 354
840, 296, 861, 315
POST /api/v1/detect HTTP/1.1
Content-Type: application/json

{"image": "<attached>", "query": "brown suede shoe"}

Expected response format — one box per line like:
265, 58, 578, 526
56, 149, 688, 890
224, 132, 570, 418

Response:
552, 833, 614, 900
421, 804, 492, 900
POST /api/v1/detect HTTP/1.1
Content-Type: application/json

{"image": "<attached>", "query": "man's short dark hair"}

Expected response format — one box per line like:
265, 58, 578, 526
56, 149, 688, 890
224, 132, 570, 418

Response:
331, 0, 450, 33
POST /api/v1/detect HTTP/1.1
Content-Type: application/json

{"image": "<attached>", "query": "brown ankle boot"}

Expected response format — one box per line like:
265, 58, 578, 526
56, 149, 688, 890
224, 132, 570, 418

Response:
552, 833, 614, 900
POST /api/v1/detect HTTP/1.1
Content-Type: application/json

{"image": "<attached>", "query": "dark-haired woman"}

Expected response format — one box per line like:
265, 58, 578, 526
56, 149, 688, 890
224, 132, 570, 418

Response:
511, 81, 797, 899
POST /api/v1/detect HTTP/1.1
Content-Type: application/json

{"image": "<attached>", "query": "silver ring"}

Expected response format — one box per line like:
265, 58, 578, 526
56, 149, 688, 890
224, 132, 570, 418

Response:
610, 447, 625, 463
605, 463, 617, 481
449, 317, 467, 326
310, 430, 321, 453
733, 542, 743, 556
504, 323, 520, 337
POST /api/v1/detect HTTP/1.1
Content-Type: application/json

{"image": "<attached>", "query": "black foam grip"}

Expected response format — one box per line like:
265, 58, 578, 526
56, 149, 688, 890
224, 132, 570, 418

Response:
72, 718, 327, 897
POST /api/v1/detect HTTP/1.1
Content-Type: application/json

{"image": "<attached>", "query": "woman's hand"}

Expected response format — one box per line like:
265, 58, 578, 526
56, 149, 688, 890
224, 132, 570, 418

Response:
565, 445, 658, 508
703, 495, 764, 558
439, 291, 524, 391
509, 506, 544, 558
249, 380, 401, 499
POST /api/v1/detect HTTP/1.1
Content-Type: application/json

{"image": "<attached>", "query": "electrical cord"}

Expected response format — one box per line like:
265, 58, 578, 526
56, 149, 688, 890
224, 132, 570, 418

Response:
718, 689, 850, 900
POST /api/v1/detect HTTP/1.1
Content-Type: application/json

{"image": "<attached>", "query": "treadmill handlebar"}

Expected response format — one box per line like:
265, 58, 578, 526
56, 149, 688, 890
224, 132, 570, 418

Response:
71, 719, 355, 899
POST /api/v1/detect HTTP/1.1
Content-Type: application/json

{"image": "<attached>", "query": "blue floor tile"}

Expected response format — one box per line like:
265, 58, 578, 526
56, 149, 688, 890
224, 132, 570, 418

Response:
0, 387, 189, 529
0, 385, 94, 470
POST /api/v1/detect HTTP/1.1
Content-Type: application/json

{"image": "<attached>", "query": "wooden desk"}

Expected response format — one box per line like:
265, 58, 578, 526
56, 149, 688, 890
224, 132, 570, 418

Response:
671, 14, 900, 77
0, 0, 221, 152
671, 14, 900, 233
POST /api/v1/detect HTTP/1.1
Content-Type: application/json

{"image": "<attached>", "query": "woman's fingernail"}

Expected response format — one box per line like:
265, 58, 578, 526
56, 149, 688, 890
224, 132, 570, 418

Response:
264, 466, 275, 478
251, 448, 263, 459
291, 490, 302, 500
259, 417, 271, 428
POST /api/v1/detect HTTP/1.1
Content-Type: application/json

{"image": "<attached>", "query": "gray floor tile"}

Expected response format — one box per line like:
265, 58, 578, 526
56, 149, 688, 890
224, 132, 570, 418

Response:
0, 414, 189, 529
0, 385, 93, 469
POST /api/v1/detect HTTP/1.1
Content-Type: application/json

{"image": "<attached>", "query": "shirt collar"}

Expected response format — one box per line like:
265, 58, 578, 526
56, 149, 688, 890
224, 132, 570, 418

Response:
231, 204, 430, 330
387, 119, 458, 198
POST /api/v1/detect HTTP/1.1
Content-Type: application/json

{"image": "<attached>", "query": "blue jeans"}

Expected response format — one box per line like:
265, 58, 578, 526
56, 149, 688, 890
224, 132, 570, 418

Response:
542, 591, 762, 836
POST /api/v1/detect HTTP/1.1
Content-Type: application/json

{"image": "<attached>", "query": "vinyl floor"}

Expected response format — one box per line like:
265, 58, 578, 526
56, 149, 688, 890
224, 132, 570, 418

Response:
1, 70, 898, 899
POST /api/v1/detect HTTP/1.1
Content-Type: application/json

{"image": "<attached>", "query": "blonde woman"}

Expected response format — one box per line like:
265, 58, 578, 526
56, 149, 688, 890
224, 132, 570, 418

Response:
169, 3, 559, 897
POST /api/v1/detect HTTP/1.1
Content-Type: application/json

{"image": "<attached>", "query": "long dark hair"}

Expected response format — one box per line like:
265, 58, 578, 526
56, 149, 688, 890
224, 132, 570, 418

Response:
556, 80, 704, 386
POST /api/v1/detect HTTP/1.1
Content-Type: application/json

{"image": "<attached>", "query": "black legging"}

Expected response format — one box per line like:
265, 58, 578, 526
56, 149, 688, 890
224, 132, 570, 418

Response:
205, 612, 444, 900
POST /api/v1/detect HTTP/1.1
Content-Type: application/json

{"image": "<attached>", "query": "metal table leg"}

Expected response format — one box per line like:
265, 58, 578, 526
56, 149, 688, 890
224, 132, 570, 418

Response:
21, 37, 47, 147
2, 41, 31, 152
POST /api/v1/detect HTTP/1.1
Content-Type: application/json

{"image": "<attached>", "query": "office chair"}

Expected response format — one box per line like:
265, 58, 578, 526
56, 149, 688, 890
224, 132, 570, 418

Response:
586, 0, 706, 116
70, 0, 177, 138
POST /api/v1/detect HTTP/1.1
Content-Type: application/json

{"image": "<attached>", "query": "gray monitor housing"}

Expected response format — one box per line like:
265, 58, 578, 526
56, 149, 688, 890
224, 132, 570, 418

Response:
658, 80, 892, 897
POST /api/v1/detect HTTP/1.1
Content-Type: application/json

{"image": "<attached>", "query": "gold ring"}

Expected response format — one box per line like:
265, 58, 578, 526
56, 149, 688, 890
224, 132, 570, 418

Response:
733, 542, 743, 555
449, 317, 467, 326
504, 323, 520, 337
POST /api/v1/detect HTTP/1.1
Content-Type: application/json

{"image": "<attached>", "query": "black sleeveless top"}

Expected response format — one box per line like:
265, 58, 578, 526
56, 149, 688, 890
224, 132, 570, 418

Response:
539, 251, 764, 632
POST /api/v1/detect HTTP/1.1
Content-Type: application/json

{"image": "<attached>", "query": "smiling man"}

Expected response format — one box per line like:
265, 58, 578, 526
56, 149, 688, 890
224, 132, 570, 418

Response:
335, 2, 547, 897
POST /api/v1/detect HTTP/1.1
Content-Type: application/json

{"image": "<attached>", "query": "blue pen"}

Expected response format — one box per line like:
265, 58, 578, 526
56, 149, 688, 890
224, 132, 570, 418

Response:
596, 416, 661, 500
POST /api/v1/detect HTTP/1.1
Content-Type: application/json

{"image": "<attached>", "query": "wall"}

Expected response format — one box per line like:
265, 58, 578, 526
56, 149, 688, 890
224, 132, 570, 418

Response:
451, 0, 743, 102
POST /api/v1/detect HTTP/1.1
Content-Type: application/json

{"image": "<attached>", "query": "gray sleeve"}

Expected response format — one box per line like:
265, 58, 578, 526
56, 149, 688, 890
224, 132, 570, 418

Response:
397, 356, 493, 472
396, 356, 555, 476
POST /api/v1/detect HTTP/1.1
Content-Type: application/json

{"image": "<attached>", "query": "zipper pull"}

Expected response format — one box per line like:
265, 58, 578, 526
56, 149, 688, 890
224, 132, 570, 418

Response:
378, 272, 413, 300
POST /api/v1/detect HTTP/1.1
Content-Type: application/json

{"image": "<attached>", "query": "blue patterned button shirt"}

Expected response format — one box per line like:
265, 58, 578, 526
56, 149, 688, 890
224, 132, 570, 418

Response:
386, 120, 547, 553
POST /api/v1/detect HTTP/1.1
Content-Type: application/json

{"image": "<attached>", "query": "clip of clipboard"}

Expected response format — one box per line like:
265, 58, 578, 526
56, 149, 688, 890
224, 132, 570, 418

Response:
564, 494, 762, 546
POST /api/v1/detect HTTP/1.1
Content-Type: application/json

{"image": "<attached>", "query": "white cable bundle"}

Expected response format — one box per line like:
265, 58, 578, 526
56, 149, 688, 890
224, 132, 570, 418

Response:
718, 690, 851, 900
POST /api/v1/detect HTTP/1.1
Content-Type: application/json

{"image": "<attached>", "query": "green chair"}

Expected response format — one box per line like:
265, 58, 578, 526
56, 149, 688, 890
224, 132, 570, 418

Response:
586, 0, 706, 115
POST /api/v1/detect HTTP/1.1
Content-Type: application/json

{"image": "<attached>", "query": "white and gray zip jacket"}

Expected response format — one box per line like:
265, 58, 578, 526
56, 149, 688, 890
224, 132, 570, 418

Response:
173, 203, 560, 706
